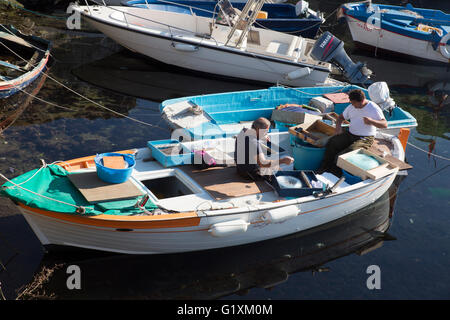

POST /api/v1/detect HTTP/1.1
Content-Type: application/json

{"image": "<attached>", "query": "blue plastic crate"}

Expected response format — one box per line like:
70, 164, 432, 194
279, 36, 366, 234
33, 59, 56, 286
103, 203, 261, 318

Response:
147, 139, 193, 167
270, 170, 323, 198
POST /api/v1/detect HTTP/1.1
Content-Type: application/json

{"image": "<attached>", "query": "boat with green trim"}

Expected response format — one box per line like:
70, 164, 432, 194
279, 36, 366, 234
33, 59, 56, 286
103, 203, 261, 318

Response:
0, 131, 408, 254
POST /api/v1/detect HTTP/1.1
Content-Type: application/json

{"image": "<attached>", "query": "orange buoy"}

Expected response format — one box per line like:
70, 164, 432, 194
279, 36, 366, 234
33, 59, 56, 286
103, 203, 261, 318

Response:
398, 128, 410, 152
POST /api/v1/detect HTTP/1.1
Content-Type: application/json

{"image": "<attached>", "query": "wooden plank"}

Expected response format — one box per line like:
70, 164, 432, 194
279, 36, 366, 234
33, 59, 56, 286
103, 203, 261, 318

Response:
368, 140, 413, 170
102, 156, 126, 169
68, 171, 143, 203
181, 165, 272, 200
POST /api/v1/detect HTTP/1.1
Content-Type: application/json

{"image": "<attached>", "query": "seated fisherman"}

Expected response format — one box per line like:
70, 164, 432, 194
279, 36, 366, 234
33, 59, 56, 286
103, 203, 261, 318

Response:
317, 89, 387, 176
234, 117, 294, 180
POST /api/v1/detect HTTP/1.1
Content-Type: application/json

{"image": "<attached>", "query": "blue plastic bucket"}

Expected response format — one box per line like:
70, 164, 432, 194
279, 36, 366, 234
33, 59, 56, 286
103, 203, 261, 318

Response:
293, 140, 325, 171
95, 153, 136, 184
342, 170, 362, 184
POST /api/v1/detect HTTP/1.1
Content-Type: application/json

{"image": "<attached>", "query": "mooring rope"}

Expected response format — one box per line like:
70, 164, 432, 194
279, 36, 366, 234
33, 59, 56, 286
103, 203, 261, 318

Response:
406, 141, 450, 161
0, 32, 170, 132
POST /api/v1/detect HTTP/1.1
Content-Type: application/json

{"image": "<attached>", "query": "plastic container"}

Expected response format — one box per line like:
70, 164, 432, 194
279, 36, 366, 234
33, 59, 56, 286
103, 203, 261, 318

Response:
293, 140, 325, 171
274, 120, 295, 132
147, 139, 193, 167
342, 170, 362, 184
95, 153, 136, 184
270, 170, 322, 197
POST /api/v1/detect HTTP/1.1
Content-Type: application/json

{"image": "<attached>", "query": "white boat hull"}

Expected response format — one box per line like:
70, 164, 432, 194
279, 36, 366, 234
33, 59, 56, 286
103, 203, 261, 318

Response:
345, 14, 449, 64
18, 171, 396, 255
77, 6, 334, 87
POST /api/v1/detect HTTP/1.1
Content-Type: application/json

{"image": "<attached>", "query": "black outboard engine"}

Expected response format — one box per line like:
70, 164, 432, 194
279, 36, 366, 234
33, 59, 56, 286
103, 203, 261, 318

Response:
311, 32, 372, 84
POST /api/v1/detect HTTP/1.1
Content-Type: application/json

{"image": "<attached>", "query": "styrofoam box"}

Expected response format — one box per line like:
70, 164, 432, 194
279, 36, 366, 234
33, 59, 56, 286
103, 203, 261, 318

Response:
309, 97, 334, 113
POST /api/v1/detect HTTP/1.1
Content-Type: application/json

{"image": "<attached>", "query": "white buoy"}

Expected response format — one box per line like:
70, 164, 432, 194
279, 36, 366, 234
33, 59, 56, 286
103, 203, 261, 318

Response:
262, 205, 300, 223
208, 219, 249, 237
285, 67, 312, 80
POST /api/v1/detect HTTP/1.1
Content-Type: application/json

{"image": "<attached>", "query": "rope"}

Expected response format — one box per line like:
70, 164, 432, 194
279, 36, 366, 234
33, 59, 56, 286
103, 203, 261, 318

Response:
0, 164, 86, 212
0, 33, 170, 132
407, 141, 450, 161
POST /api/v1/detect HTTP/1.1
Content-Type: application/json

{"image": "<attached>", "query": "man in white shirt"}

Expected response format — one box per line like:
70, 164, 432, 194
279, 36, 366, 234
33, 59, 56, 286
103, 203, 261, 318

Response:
317, 89, 387, 176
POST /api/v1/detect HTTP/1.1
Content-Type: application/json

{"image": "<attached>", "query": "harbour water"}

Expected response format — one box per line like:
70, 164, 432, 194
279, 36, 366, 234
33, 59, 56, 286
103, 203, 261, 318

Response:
0, 0, 449, 300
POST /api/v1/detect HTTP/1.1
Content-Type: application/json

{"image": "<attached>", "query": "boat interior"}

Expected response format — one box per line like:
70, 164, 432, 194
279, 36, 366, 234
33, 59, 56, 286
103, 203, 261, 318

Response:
161, 86, 416, 138
98, 6, 328, 67
0, 29, 47, 81
55, 130, 406, 215
348, 3, 450, 34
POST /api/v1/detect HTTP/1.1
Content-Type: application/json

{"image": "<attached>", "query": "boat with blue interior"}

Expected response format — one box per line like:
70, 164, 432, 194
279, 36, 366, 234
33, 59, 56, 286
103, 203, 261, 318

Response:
338, 0, 450, 65
160, 82, 417, 141
122, 0, 324, 38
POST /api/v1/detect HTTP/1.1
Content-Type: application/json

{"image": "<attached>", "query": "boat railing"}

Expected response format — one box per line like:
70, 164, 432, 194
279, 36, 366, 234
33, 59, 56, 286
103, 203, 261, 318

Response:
85, 0, 221, 45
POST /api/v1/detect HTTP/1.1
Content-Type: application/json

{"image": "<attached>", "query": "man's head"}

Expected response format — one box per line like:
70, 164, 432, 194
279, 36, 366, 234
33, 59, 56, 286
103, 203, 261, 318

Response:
348, 89, 367, 109
252, 117, 271, 139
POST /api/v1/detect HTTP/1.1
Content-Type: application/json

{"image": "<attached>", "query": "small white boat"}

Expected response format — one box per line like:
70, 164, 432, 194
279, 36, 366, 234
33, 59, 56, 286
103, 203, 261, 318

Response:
70, 1, 372, 86
1, 131, 408, 254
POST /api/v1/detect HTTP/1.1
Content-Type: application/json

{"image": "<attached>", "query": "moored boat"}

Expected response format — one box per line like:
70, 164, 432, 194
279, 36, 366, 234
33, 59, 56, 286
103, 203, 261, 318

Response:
338, 1, 450, 65
122, 0, 324, 38
160, 83, 417, 140
0, 131, 408, 255
70, 1, 372, 86
0, 25, 51, 98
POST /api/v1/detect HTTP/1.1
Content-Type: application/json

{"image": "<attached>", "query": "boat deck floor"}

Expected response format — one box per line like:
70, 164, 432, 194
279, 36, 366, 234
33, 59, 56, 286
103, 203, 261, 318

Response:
181, 165, 273, 201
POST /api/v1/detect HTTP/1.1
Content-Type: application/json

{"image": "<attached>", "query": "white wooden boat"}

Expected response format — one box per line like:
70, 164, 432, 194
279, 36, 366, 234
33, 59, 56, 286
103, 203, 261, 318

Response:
70, 2, 371, 86
1, 131, 407, 254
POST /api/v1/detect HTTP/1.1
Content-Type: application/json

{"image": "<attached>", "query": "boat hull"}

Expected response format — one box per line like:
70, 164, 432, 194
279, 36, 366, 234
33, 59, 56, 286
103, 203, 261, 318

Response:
17, 171, 396, 255
343, 9, 449, 65
79, 8, 332, 87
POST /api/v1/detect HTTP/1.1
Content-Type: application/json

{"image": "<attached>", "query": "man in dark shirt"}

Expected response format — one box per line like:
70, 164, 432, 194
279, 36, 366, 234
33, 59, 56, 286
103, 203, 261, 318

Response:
234, 117, 293, 180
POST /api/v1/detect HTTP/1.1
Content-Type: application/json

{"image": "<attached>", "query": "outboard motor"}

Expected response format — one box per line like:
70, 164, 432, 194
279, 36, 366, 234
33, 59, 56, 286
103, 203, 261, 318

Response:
311, 32, 372, 85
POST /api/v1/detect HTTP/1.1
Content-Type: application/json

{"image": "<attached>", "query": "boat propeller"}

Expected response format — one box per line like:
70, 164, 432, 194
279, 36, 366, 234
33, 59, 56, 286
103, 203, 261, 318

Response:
311, 31, 373, 85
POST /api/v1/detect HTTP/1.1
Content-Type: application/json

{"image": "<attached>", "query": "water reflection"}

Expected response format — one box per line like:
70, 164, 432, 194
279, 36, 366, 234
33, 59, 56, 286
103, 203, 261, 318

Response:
15, 179, 402, 300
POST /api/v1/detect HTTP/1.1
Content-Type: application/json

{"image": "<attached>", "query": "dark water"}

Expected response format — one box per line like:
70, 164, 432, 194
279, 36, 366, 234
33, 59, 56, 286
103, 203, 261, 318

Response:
0, 0, 449, 300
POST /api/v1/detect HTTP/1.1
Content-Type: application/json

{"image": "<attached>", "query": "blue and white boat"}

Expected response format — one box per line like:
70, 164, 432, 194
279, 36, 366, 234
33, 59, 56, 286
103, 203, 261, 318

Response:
0, 25, 51, 98
122, 0, 324, 38
339, 1, 450, 65
160, 83, 417, 140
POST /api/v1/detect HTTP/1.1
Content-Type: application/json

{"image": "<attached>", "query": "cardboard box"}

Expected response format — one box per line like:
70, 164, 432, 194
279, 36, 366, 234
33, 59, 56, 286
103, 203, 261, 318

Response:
337, 148, 397, 180
288, 120, 335, 147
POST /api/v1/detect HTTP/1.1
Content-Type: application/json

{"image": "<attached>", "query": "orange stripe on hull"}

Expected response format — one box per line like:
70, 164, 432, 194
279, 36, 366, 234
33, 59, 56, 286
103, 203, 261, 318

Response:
57, 149, 138, 172
18, 203, 201, 229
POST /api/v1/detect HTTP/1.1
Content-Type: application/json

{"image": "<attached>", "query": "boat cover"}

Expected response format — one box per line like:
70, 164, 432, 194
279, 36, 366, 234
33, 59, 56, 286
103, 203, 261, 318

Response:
0, 164, 158, 216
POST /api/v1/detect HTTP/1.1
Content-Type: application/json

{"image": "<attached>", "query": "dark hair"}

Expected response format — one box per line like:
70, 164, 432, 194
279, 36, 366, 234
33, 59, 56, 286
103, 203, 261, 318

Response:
348, 89, 365, 102
252, 117, 271, 130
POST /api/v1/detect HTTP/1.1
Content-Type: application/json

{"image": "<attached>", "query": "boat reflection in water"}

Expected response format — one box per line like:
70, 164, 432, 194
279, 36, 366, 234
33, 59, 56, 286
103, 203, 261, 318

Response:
19, 177, 403, 299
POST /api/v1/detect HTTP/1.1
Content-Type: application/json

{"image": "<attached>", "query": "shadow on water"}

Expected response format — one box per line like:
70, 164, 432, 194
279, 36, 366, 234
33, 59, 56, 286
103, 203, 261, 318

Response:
14, 178, 402, 300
